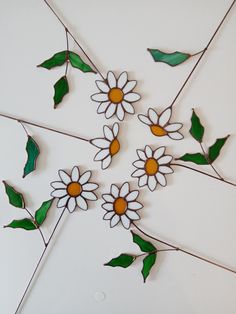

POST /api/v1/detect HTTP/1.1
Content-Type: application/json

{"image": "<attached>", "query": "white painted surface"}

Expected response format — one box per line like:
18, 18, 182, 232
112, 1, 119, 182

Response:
0, 0, 236, 313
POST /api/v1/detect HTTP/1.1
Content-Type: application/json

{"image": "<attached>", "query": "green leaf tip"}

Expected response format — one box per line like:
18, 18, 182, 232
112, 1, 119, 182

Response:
190, 109, 204, 142
208, 135, 229, 163
104, 254, 135, 268
148, 48, 190, 66
141, 253, 157, 283
131, 231, 156, 252
3, 181, 25, 208
5, 218, 37, 231
53, 76, 69, 108
177, 153, 208, 165
69, 51, 96, 73
35, 199, 54, 225
37, 51, 67, 70
23, 136, 40, 178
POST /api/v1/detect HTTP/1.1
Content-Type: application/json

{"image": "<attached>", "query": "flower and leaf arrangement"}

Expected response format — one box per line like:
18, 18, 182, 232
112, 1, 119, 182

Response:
1, 0, 236, 313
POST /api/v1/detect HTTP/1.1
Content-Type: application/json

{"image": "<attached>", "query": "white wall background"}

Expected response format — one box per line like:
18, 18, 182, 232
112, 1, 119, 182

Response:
0, 0, 236, 313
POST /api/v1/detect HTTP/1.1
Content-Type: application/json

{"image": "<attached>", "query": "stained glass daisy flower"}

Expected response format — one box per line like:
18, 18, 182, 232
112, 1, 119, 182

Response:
138, 107, 183, 140
131, 146, 173, 191
91, 71, 141, 121
50, 166, 98, 212
102, 182, 142, 229
90, 123, 120, 170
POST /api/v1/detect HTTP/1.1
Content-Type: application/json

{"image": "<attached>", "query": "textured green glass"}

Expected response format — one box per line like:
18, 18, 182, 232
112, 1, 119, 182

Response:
190, 110, 204, 142
105, 254, 135, 268
53, 76, 69, 107
69, 52, 95, 73
23, 136, 40, 178
35, 199, 53, 225
208, 136, 229, 163
5, 219, 37, 231
148, 49, 190, 66
141, 253, 157, 283
3, 181, 25, 208
37, 51, 67, 69
178, 153, 208, 165
131, 231, 156, 252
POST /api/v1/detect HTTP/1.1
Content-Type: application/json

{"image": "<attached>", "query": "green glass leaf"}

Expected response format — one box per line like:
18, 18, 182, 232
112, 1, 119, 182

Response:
104, 254, 135, 268
141, 253, 157, 283
177, 153, 208, 165
69, 51, 96, 73
37, 51, 67, 69
208, 136, 229, 163
53, 76, 69, 107
4, 218, 37, 231
147, 49, 190, 66
3, 181, 25, 208
35, 199, 53, 225
131, 231, 156, 253
190, 110, 204, 142
23, 136, 40, 178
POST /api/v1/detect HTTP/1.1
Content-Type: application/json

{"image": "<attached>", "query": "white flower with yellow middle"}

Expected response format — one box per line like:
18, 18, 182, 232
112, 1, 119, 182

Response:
90, 123, 120, 170
91, 71, 141, 121
138, 107, 183, 140
132, 145, 173, 191
50, 166, 98, 212
102, 182, 143, 229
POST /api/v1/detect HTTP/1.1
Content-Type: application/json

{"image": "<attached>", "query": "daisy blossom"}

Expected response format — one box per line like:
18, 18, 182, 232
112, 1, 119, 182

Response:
90, 123, 120, 170
131, 145, 174, 191
102, 182, 142, 229
138, 107, 183, 140
50, 166, 98, 212
91, 71, 141, 121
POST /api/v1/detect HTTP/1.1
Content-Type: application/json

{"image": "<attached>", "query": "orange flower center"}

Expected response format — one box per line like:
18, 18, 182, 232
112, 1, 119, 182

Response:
113, 197, 127, 215
150, 125, 167, 137
67, 182, 82, 197
145, 158, 159, 175
108, 88, 124, 104
109, 138, 120, 156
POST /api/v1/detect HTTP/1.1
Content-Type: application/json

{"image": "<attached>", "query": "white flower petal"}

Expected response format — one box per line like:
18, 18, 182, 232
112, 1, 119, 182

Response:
81, 191, 97, 201
126, 190, 139, 202
94, 149, 109, 161
105, 103, 116, 118
103, 125, 114, 141
50, 181, 66, 189
67, 197, 76, 213
158, 155, 173, 165
57, 195, 69, 208
126, 210, 140, 220
156, 172, 167, 187
97, 101, 110, 113
79, 171, 92, 184
103, 211, 115, 220
132, 169, 145, 178
111, 184, 119, 198
110, 214, 120, 227
102, 155, 112, 169
138, 114, 152, 125
148, 108, 158, 124
133, 160, 145, 168
128, 201, 143, 210
96, 80, 109, 93
159, 166, 174, 174
107, 71, 117, 88
76, 196, 88, 210
153, 147, 165, 160
102, 203, 114, 211
51, 189, 67, 198
71, 166, 79, 182
112, 123, 119, 137
121, 215, 131, 229
137, 149, 147, 161
123, 81, 137, 94
117, 71, 128, 88
120, 182, 129, 197
159, 108, 172, 126
122, 101, 135, 114
145, 145, 153, 158
138, 174, 148, 187
102, 194, 115, 202
83, 183, 98, 191
91, 93, 109, 102
124, 92, 141, 102
165, 123, 183, 132
117, 104, 125, 121
168, 132, 184, 140
91, 138, 110, 149
148, 176, 157, 191
58, 170, 71, 184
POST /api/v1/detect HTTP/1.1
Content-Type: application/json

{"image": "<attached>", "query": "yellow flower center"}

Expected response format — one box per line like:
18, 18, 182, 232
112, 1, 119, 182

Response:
109, 138, 120, 156
67, 182, 82, 197
145, 158, 159, 175
113, 197, 127, 215
150, 125, 167, 137
108, 88, 124, 104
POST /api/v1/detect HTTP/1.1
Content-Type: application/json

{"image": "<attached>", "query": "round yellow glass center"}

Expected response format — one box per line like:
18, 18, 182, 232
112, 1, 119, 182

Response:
67, 182, 82, 197
150, 125, 167, 137
114, 197, 127, 215
108, 88, 124, 104
109, 138, 120, 156
145, 158, 159, 175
